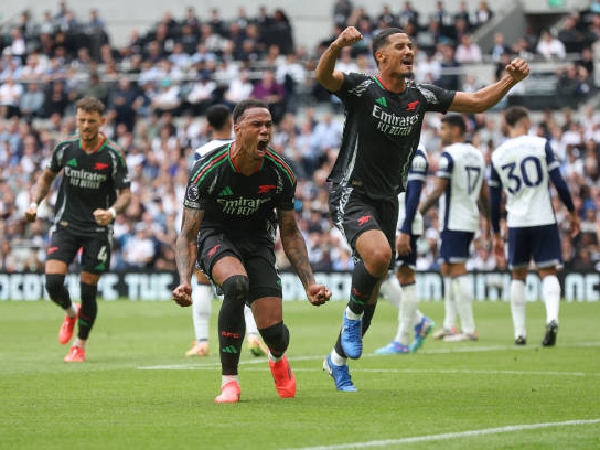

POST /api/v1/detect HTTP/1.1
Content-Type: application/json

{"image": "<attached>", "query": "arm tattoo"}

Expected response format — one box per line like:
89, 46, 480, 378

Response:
175, 208, 203, 285
279, 210, 314, 289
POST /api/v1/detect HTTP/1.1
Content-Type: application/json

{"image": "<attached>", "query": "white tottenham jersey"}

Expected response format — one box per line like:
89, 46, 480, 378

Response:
490, 135, 558, 227
194, 139, 233, 160
397, 146, 428, 236
437, 142, 485, 233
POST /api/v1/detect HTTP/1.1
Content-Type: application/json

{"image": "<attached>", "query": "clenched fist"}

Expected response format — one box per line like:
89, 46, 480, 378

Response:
172, 284, 193, 307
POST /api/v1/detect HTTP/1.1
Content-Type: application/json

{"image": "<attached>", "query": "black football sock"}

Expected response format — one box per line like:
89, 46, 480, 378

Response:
347, 260, 378, 315
77, 283, 98, 340
218, 276, 248, 375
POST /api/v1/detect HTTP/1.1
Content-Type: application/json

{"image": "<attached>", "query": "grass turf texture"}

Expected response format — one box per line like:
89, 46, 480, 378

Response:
1, 299, 599, 450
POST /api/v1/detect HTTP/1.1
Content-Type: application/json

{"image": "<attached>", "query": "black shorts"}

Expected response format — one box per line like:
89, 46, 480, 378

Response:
329, 184, 398, 267
197, 227, 282, 303
47, 226, 112, 274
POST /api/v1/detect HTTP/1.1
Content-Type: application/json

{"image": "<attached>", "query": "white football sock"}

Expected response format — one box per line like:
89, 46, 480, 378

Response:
66, 303, 78, 318
510, 279, 526, 339
268, 351, 283, 363
413, 309, 424, 326
244, 305, 259, 336
380, 275, 401, 310
453, 275, 476, 334
330, 350, 346, 366
543, 275, 561, 324
192, 284, 213, 342
345, 306, 363, 320
395, 283, 418, 345
443, 276, 457, 331
222, 375, 239, 387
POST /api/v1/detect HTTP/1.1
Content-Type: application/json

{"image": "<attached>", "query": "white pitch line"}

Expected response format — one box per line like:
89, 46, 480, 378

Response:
138, 341, 600, 371
138, 364, 599, 377
138, 362, 599, 377
284, 418, 600, 450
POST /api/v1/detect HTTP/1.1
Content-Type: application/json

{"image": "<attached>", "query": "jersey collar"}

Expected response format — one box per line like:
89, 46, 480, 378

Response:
374, 75, 406, 94
79, 133, 106, 153
229, 142, 264, 174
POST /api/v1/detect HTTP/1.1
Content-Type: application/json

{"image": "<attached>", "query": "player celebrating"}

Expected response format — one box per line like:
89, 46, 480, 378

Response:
489, 106, 579, 346
315, 25, 528, 391
172, 99, 331, 403
186, 104, 267, 357
24, 96, 131, 362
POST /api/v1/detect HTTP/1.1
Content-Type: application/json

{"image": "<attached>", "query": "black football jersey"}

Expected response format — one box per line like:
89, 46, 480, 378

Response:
184, 143, 297, 241
329, 73, 455, 199
48, 136, 130, 235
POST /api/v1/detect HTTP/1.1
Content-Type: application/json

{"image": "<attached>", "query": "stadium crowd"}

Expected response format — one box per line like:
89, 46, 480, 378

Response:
1, 2, 600, 274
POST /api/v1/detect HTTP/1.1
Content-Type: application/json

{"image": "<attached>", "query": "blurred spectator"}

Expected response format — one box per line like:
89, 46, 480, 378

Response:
335, 47, 359, 74
467, 244, 497, 271
489, 32, 512, 63
185, 74, 217, 116
275, 53, 306, 114
108, 76, 139, 133
429, 1, 454, 42
453, 1, 472, 32
415, 49, 441, 84
43, 80, 70, 119
223, 70, 253, 108
151, 78, 181, 116
455, 34, 483, 63
435, 42, 461, 91
267, 9, 294, 55
333, 0, 354, 27
122, 225, 156, 269
19, 82, 45, 119
252, 69, 286, 125
8, 28, 27, 64
536, 30, 566, 60
398, 1, 419, 28
81, 72, 109, 105
472, 1, 494, 29
0, 76, 24, 119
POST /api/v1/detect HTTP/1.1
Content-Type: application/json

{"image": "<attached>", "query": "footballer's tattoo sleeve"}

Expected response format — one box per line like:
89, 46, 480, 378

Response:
278, 209, 315, 290
175, 208, 204, 286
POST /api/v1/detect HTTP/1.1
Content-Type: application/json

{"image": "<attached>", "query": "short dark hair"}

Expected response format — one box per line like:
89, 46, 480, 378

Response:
205, 104, 231, 131
503, 106, 529, 127
232, 98, 269, 124
441, 114, 466, 135
372, 28, 406, 61
76, 96, 105, 115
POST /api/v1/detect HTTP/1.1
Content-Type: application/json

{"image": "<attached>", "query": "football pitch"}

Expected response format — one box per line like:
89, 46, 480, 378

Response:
1, 298, 599, 450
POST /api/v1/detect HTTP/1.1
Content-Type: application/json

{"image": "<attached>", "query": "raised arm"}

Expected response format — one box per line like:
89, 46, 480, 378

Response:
278, 209, 331, 306
24, 168, 57, 222
172, 207, 204, 307
450, 58, 529, 114
315, 26, 363, 93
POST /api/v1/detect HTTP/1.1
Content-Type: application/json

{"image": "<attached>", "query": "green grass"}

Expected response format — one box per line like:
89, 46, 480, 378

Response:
1, 298, 599, 450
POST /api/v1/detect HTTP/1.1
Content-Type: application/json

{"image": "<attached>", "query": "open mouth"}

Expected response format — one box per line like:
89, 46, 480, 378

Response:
257, 140, 268, 151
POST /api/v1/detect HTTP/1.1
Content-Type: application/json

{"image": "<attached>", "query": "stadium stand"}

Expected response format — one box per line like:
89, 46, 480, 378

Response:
0, 1, 599, 274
